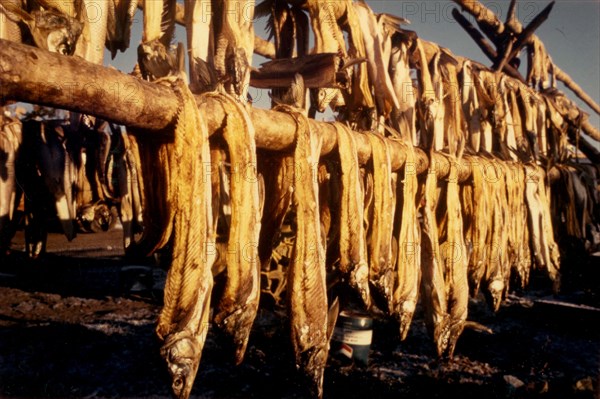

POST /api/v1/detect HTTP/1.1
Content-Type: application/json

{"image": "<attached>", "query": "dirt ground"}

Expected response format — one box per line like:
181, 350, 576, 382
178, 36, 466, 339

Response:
1, 227, 599, 399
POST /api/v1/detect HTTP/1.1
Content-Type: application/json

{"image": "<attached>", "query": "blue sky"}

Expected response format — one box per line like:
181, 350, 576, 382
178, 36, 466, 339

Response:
106, 0, 599, 134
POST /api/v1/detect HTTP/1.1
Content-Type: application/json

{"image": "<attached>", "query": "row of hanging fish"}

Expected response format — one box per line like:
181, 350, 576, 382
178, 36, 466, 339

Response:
2, 2, 598, 399
250, 0, 598, 373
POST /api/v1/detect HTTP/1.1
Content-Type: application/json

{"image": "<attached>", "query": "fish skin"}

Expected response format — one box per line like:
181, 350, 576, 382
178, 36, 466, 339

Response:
210, 93, 261, 365
440, 155, 469, 358
153, 81, 215, 399
79, 0, 109, 64
106, 0, 139, 59
390, 41, 417, 144
461, 61, 482, 153
419, 160, 450, 357
366, 133, 396, 312
0, 0, 23, 43
334, 123, 371, 309
212, 0, 255, 102
463, 156, 490, 297
524, 164, 561, 291
353, 1, 399, 117
392, 142, 421, 340
185, 0, 213, 93
286, 106, 329, 399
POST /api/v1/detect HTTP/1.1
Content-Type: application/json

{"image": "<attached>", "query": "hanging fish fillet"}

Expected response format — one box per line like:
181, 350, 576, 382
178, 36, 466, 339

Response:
441, 59, 464, 157
390, 40, 417, 144
185, 0, 213, 93
481, 158, 508, 312
366, 133, 396, 312
333, 123, 371, 309
499, 76, 517, 160
518, 86, 540, 161
439, 151, 469, 358
419, 152, 449, 356
507, 163, 529, 289
414, 39, 435, 149
0, 115, 22, 254
524, 164, 561, 291
473, 70, 497, 153
152, 80, 215, 399
507, 84, 529, 158
209, 93, 261, 365
461, 61, 482, 153
353, 1, 400, 118
392, 142, 421, 340
142, 0, 176, 46
535, 99, 548, 157
0, 0, 23, 43
106, 0, 139, 59
527, 37, 552, 90
463, 156, 490, 296
302, 0, 345, 114
112, 128, 145, 250
77, 0, 110, 64
212, 0, 256, 102
430, 52, 445, 152
286, 107, 331, 399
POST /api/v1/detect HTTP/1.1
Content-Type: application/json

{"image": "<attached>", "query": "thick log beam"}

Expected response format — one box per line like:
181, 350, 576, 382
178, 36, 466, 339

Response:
0, 39, 429, 173
0, 39, 179, 131
451, 0, 600, 116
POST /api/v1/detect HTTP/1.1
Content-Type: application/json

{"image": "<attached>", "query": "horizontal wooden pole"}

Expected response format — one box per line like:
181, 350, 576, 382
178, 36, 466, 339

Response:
0, 39, 431, 174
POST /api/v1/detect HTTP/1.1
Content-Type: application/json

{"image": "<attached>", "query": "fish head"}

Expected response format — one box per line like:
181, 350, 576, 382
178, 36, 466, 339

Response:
310, 88, 337, 113
485, 279, 505, 313
94, 202, 113, 232
160, 332, 202, 399
433, 316, 451, 358
444, 320, 465, 359
31, 10, 82, 55
297, 345, 327, 399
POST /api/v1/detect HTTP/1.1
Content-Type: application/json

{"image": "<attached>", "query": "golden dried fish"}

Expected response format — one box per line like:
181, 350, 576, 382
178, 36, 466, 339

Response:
334, 123, 371, 309
365, 133, 396, 312
393, 142, 421, 340
481, 158, 508, 312
286, 107, 330, 399
439, 152, 469, 358
461, 61, 483, 153
353, 1, 400, 118
209, 93, 261, 365
213, 0, 256, 102
390, 40, 417, 144
106, 0, 138, 58
152, 80, 215, 399
524, 164, 561, 292
419, 152, 449, 356
184, 0, 213, 93
463, 156, 490, 296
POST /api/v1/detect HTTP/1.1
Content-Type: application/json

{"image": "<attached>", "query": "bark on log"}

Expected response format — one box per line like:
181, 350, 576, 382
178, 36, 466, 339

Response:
451, 0, 600, 116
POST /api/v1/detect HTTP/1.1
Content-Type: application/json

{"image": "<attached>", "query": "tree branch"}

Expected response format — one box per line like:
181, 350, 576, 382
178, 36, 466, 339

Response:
451, 8, 525, 82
